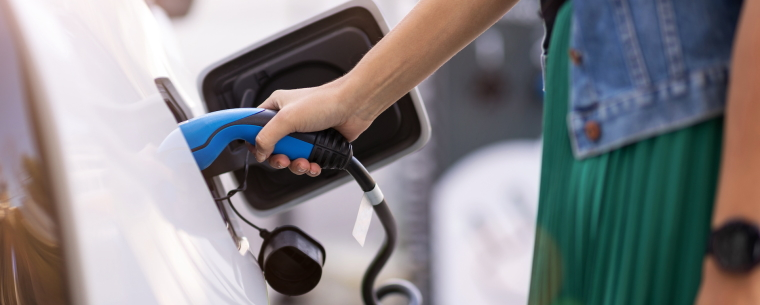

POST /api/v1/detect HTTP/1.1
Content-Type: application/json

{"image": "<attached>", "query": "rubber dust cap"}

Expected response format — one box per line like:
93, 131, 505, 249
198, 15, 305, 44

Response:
258, 226, 326, 296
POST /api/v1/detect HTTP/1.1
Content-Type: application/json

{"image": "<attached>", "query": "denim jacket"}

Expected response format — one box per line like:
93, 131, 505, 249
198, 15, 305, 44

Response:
567, 0, 743, 158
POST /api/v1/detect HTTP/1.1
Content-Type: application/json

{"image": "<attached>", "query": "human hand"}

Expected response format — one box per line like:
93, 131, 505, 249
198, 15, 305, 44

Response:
241, 0, 519, 178
248, 78, 375, 177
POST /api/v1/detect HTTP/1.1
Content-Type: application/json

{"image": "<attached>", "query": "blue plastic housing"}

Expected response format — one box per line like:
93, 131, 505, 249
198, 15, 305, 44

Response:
179, 108, 314, 170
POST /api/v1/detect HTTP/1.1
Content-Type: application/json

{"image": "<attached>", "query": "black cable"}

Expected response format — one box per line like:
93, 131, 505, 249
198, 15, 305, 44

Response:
213, 151, 270, 237
376, 280, 423, 302
213, 155, 421, 304
346, 157, 376, 192
362, 200, 396, 304
215, 150, 250, 200
225, 192, 270, 238
346, 158, 423, 305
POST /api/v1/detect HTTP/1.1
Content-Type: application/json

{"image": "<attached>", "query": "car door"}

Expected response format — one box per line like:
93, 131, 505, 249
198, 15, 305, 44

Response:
2, 0, 269, 304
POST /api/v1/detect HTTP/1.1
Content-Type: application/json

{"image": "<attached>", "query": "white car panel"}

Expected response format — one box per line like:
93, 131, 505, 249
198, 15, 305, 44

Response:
6, 0, 268, 303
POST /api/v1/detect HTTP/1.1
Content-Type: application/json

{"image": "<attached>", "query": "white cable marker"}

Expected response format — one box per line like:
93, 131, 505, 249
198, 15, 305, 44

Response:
364, 184, 385, 206
352, 184, 384, 246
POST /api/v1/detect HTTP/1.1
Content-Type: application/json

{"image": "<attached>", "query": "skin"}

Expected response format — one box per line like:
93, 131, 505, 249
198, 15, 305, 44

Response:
248, 0, 519, 176
696, 0, 760, 304
249, 0, 760, 303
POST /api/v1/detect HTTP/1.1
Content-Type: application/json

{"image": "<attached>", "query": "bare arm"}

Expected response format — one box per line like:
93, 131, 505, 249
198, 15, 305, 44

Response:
344, 0, 518, 122
697, 0, 760, 303
252, 0, 517, 176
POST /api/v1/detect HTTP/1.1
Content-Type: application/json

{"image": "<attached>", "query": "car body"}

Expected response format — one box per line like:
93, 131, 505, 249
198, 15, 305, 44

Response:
0, 0, 429, 304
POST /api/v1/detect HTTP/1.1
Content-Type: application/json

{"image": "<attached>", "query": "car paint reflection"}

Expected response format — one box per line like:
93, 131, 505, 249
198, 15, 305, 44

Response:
0, 1, 70, 300
1, 157, 69, 304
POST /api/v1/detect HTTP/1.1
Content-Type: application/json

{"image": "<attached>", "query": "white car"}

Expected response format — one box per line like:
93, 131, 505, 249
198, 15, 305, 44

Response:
0, 0, 429, 303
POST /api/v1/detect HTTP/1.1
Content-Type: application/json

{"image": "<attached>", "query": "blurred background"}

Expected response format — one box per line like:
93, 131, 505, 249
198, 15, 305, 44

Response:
150, 0, 545, 303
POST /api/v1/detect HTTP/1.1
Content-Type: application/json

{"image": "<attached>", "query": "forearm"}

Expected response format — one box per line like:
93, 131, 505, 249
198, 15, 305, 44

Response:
251, 0, 516, 167
342, 0, 517, 120
714, 0, 760, 227
699, 0, 760, 303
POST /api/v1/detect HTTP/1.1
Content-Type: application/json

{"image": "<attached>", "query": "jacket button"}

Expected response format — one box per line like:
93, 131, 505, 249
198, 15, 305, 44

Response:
569, 49, 583, 65
584, 121, 601, 142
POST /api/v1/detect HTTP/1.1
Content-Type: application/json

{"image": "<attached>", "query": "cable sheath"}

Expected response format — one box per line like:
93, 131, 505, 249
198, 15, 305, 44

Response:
348, 158, 422, 305
346, 157, 376, 192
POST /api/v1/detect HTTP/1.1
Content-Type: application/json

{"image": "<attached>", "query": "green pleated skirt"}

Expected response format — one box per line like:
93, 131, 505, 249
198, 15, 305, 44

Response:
528, 3, 724, 305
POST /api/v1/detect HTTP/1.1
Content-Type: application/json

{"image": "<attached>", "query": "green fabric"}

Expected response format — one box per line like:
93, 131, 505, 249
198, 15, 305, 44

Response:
528, 3, 724, 305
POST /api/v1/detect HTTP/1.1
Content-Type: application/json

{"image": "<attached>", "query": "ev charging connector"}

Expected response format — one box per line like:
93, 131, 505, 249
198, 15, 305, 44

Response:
171, 108, 423, 305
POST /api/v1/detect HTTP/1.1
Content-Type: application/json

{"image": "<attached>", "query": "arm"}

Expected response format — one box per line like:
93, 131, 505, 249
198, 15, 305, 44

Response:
697, 0, 760, 303
251, 0, 517, 176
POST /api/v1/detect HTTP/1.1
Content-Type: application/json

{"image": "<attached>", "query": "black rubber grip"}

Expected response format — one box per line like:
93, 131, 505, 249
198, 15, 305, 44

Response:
308, 128, 353, 170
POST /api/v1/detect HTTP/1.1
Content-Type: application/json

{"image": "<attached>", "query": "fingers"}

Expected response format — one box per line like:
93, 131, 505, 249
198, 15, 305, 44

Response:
250, 143, 322, 177
255, 91, 290, 161
307, 162, 321, 177
288, 158, 310, 175
264, 154, 322, 177
286, 158, 321, 177
267, 154, 290, 169
254, 111, 294, 162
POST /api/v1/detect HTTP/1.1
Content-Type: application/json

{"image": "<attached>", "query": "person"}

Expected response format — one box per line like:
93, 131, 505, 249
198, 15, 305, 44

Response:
247, 0, 760, 303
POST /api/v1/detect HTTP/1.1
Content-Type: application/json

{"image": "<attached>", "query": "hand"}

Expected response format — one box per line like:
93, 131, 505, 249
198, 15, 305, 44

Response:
244, 0, 518, 177
249, 78, 375, 177
247, 0, 518, 178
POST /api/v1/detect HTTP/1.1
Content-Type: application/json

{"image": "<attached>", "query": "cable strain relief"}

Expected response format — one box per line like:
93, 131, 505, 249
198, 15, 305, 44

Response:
259, 229, 271, 240
309, 129, 353, 170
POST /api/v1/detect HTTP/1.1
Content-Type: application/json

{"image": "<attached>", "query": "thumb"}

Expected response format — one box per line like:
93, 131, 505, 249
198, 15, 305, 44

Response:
254, 112, 294, 162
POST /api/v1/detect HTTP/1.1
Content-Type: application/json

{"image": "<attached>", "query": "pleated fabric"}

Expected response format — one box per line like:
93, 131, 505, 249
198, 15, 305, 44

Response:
528, 3, 725, 305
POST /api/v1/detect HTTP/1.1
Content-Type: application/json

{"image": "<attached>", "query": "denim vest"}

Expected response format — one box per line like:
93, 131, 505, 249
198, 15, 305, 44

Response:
567, 0, 743, 158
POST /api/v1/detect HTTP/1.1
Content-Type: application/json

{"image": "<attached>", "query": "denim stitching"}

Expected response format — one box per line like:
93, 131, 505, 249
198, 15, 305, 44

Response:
572, 108, 724, 159
571, 64, 727, 120
571, 16, 601, 103
611, 0, 651, 87
656, 0, 686, 79
569, 65, 728, 158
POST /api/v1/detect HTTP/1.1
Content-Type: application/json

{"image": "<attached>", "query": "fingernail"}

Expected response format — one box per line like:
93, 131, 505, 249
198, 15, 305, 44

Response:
276, 163, 285, 169
298, 167, 307, 173
309, 170, 317, 175
255, 151, 266, 162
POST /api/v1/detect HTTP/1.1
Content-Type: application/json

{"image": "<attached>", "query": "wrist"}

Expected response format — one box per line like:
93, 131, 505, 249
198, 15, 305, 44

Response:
698, 219, 760, 304
699, 256, 760, 305
333, 70, 389, 122
708, 219, 760, 273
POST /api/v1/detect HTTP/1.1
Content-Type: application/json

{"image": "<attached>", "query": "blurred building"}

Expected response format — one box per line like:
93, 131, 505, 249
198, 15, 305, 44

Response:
428, 1, 544, 303
430, 0, 544, 171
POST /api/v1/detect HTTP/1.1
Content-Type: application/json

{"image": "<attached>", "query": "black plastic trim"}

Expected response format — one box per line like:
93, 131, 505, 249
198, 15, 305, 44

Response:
155, 77, 192, 123
201, 6, 422, 211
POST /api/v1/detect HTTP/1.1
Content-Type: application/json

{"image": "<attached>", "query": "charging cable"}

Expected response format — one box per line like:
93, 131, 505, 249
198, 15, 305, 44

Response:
346, 157, 423, 305
176, 108, 422, 304
215, 152, 422, 304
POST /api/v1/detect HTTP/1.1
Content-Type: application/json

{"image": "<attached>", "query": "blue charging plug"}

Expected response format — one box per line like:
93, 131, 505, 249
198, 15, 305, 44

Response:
170, 108, 422, 305
178, 108, 352, 170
